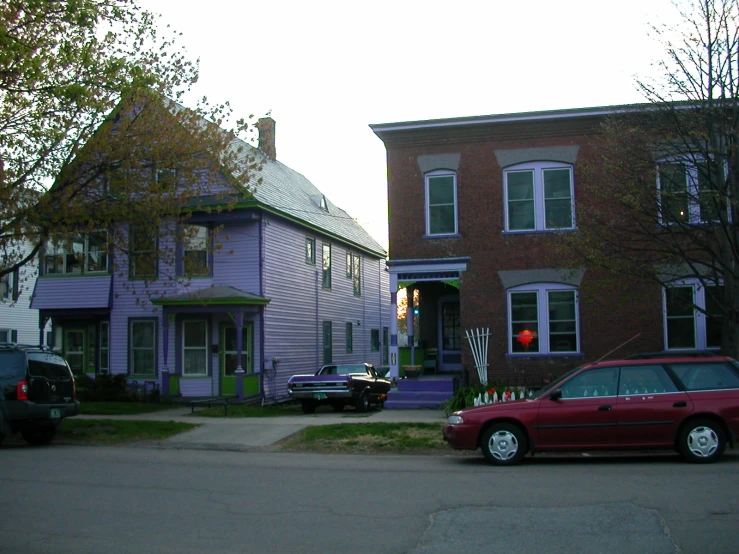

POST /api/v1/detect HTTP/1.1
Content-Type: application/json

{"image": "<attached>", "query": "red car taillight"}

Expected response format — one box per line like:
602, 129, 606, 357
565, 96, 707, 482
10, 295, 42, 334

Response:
17, 381, 28, 401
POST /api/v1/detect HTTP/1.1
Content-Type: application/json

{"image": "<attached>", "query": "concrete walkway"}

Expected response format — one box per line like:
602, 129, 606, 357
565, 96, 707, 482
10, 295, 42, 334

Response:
75, 407, 448, 451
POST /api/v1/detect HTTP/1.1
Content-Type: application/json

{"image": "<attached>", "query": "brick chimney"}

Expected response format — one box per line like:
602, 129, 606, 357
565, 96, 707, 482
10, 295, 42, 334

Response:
257, 117, 276, 160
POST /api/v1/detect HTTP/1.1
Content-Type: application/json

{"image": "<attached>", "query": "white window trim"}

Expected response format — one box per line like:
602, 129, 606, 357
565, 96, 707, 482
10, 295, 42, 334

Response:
182, 319, 208, 376
657, 157, 731, 225
507, 283, 580, 355
662, 279, 721, 351
424, 170, 458, 236
503, 161, 575, 232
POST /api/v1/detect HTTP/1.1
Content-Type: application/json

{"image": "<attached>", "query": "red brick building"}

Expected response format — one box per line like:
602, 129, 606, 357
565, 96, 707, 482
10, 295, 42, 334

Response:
371, 104, 714, 386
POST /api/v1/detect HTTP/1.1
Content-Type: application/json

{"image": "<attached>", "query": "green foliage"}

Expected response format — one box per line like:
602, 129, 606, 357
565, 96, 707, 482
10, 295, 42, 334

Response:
293, 423, 446, 453
441, 381, 530, 416
60, 419, 197, 444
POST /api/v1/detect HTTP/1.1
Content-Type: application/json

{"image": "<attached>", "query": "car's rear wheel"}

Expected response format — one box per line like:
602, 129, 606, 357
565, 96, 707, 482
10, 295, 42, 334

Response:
481, 423, 527, 465
301, 400, 317, 414
21, 424, 57, 446
355, 391, 369, 413
330, 401, 345, 412
678, 418, 725, 463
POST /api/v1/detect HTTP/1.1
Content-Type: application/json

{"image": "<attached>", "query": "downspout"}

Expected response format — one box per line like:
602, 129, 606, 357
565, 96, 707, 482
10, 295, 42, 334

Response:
378, 258, 382, 363
315, 268, 320, 368
259, 214, 266, 401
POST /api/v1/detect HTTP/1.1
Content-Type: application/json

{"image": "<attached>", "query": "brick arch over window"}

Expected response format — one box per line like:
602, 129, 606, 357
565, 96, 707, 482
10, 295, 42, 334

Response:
494, 145, 580, 168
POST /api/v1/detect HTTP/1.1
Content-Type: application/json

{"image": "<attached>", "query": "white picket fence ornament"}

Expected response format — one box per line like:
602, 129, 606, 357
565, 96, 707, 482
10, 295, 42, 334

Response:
465, 327, 490, 385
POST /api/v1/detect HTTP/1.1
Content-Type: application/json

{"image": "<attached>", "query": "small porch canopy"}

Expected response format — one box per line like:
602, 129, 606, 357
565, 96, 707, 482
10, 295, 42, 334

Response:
151, 285, 270, 374
385, 257, 470, 378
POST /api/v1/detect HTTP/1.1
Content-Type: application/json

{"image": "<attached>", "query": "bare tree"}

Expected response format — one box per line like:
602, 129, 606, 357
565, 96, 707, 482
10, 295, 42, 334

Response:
560, 0, 739, 356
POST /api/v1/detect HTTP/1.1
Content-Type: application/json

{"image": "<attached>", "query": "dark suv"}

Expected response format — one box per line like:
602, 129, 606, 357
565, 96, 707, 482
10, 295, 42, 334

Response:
0, 343, 79, 446
443, 352, 739, 465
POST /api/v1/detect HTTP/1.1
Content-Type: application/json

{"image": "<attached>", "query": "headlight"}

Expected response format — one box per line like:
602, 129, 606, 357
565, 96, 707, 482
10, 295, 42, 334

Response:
447, 414, 464, 425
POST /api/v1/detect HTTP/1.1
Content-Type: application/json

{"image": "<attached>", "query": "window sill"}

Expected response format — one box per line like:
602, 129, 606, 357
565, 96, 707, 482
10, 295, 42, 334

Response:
506, 352, 583, 359
422, 233, 461, 240
502, 228, 577, 235
42, 273, 111, 278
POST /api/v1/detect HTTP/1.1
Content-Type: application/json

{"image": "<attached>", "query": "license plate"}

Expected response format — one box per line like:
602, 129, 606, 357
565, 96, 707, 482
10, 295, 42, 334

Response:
50, 409, 61, 419
313, 393, 327, 400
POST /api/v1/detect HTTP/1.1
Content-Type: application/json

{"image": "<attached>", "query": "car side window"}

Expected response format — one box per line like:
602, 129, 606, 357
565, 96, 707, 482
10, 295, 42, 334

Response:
670, 362, 739, 391
618, 365, 678, 394
559, 367, 618, 398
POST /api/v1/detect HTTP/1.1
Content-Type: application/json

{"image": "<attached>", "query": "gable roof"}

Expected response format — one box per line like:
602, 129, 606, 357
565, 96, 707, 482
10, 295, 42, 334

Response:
227, 139, 386, 258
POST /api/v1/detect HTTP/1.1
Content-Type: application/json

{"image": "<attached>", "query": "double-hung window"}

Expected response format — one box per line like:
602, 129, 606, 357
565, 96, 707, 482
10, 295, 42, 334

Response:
504, 162, 574, 232
129, 226, 158, 279
182, 224, 210, 276
425, 170, 458, 236
658, 160, 727, 224
508, 284, 579, 355
129, 319, 156, 375
346, 322, 353, 353
664, 280, 722, 350
44, 232, 108, 274
0, 270, 15, 300
322, 243, 332, 289
183, 320, 208, 376
346, 251, 361, 295
305, 237, 316, 265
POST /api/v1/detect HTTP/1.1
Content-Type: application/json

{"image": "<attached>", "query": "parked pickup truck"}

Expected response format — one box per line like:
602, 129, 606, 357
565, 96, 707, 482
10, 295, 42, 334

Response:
287, 363, 391, 414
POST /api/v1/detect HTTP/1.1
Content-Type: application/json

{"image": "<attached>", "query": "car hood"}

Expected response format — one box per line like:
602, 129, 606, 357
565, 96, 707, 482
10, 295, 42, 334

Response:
456, 398, 537, 416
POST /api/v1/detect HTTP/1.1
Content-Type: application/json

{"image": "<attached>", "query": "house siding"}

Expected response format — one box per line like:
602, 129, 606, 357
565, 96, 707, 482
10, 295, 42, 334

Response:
1, 241, 48, 344
261, 215, 389, 402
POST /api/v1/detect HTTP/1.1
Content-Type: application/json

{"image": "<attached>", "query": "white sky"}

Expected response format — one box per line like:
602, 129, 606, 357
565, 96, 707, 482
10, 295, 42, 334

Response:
139, 0, 676, 247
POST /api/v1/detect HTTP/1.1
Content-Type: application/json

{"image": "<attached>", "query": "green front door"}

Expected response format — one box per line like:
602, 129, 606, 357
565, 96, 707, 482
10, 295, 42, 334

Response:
65, 329, 86, 375
220, 324, 252, 395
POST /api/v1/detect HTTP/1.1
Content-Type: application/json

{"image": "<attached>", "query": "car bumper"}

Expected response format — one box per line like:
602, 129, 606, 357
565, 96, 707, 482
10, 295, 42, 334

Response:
287, 390, 353, 400
5, 400, 80, 421
442, 423, 480, 450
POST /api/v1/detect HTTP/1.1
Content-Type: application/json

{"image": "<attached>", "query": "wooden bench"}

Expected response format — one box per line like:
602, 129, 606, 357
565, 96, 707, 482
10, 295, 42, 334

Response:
190, 395, 238, 416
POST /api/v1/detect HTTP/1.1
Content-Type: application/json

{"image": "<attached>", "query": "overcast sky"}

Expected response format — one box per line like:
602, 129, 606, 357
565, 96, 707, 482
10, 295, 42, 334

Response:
139, 0, 676, 247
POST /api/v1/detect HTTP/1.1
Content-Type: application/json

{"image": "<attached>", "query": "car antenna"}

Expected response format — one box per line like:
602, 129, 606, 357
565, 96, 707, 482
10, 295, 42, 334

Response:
594, 333, 641, 363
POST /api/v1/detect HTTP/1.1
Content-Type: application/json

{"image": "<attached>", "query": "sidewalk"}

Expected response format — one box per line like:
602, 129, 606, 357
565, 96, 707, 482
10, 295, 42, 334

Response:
75, 407, 448, 451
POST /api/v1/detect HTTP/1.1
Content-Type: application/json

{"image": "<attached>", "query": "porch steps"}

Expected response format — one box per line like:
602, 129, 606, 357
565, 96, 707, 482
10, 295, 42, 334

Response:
384, 375, 458, 409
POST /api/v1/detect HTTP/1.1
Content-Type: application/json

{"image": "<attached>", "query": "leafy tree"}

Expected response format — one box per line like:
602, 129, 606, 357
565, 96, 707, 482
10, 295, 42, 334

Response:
559, 0, 739, 356
0, 1, 260, 295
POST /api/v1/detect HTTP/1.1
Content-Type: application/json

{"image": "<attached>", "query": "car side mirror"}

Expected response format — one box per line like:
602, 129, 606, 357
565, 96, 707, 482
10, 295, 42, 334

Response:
549, 389, 563, 401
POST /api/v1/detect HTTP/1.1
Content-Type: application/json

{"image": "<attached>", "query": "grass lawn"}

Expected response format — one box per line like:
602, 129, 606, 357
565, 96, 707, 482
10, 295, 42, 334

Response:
277, 422, 452, 455
59, 419, 198, 444
79, 401, 181, 415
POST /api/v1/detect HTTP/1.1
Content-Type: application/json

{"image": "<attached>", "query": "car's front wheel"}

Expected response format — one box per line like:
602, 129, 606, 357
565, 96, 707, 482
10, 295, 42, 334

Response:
678, 418, 726, 463
21, 424, 57, 446
481, 423, 527, 465
355, 391, 369, 413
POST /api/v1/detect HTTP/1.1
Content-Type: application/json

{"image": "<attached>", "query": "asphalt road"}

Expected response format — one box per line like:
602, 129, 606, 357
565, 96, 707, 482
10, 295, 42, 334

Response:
1, 445, 737, 553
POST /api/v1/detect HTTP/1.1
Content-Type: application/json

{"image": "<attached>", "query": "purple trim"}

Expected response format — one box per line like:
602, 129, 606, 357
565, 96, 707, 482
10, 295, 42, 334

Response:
390, 291, 397, 304
162, 310, 169, 368
391, 334, 397, 347
505, 353, 584, 359
422, 233, 462, 240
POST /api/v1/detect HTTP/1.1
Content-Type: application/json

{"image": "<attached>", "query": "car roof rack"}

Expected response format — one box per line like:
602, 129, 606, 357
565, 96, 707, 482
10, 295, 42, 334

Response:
625, 350, 721, 360
0, 342, 53, 351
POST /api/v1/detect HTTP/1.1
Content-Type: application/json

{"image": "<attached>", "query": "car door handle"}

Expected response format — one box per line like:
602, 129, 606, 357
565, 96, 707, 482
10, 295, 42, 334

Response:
598, 405, 612, 411
673, 401, 688, 408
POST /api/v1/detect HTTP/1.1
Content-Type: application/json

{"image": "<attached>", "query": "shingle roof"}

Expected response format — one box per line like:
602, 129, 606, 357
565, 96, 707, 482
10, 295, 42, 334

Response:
229, 139, 386, 258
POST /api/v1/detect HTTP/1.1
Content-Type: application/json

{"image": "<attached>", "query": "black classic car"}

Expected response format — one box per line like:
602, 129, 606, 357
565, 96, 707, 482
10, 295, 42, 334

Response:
287, 363, 391, 414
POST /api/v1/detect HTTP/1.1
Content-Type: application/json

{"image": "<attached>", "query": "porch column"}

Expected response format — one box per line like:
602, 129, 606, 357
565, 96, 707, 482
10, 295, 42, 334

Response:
407, 285, 415, 365
389, 273, 399, 381
161, 310, 170, 397
235, 308, 245, 401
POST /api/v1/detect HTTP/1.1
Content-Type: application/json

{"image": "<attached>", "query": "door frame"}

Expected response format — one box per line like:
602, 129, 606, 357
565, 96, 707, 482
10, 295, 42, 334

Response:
219, 322, 253, 395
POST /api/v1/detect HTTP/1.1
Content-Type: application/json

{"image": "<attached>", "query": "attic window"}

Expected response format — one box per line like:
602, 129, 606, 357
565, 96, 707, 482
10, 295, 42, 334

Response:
310, 194, 329, 211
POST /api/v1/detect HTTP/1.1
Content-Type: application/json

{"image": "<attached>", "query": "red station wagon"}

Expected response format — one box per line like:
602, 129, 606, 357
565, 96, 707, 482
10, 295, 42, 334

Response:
442, 352, 739, 465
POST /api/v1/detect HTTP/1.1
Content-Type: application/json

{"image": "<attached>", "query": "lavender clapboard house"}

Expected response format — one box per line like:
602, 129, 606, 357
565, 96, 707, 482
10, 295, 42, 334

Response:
30, 117, 389, 402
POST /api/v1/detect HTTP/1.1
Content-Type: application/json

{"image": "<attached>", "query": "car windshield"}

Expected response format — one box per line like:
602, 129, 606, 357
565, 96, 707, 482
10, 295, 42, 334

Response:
529, 366, 581, 399
27, 352, 72, 379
